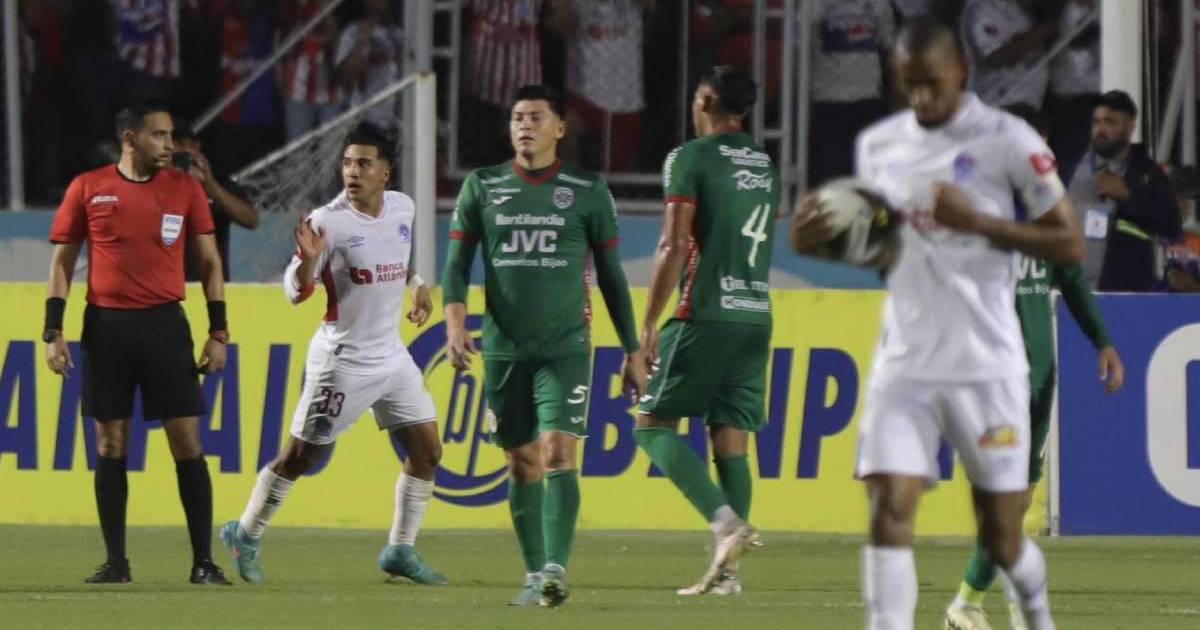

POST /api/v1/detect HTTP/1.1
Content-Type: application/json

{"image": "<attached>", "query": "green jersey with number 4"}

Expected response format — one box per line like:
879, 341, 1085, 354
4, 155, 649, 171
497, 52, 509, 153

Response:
662, 132, 779, 325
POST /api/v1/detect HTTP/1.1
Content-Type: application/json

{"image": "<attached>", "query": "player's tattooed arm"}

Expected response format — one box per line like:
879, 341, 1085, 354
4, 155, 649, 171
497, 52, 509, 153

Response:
932, 183, 1084, 264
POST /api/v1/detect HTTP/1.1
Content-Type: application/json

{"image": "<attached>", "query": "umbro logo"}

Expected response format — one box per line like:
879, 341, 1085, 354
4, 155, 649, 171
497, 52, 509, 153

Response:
347, 235, 367, 248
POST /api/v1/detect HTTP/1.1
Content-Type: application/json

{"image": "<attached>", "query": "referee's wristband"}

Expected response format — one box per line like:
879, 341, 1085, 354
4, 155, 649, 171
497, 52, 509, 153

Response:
45, 297, 66, 331
206, 300, 228, 334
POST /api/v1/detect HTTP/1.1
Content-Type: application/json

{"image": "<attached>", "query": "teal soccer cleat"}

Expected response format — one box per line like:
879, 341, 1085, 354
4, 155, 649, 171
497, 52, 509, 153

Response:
219, 520, 264, 584
379, 544, 449, 585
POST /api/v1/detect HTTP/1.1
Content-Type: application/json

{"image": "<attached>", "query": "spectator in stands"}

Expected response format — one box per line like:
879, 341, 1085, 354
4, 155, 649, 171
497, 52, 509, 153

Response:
282, 0, 344, 140
334, 0, 403, 131
114, 0, 182, 101
807, 0, 895, 186
173, 121, 260, 282
460, 0, 544, 166
64, 0, 122, 177
1162, 165, 1200, 291
209, 0, 283, 173
552, 0, 652, 173
1046, 0, 1099, 177
1066, 90, 1182, 292
960, 0, 1057, 109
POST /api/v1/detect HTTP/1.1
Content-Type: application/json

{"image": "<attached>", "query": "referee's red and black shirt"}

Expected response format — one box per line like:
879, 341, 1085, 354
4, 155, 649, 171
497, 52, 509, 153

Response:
50, 165, 215, 309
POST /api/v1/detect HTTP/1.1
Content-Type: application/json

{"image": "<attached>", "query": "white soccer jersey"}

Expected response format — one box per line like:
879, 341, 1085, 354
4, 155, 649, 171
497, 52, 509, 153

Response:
285, 190, 417, 375
565, 0, 645, 113
960, 0, 1047, 108
855, 93, 1066, 384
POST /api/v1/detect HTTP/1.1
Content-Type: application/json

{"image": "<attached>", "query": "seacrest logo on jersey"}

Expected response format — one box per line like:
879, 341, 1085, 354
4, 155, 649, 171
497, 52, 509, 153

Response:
719, 145, 771, 168
732, 169, 773, 192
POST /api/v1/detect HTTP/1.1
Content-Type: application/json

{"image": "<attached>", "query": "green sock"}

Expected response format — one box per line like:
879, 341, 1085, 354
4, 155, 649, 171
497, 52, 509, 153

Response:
715, 455, 752, 520
959, 540, 996, 606
634, 427, 727, 521
543, 469, 581, 569
508, 478, 546, 573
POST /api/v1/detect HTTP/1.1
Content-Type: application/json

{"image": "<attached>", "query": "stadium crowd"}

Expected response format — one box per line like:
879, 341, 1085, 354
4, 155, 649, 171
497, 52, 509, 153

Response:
3, 0, 1199, 290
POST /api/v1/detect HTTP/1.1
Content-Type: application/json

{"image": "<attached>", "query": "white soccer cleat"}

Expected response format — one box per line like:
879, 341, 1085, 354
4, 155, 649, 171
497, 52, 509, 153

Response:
689, 521, 755, 594
944, 604, 993, 630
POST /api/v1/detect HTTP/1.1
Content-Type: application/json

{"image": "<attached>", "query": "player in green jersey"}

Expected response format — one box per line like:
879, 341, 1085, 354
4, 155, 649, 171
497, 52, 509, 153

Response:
635, 66, 779, 596
944, 104, 1126, 630
441, 84, 646, 609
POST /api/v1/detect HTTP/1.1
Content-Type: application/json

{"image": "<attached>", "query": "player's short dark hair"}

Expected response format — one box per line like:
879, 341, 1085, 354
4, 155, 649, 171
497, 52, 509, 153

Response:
511, 84, 565, 118
895, 17, 962, 59
342, 122, 396, 161
699, 66, 758, 117
114, 99, 172, 139
1003, 103, 1051, 137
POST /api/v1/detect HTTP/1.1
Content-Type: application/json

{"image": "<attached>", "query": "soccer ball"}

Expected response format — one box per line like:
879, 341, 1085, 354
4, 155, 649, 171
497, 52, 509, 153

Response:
812, 178, 900, 267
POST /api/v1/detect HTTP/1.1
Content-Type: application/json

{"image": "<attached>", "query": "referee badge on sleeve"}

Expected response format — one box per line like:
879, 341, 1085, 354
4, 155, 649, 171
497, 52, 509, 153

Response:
161, 214, 184, 245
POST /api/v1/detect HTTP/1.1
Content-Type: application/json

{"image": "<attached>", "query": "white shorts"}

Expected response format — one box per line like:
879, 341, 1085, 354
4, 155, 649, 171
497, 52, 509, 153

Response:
855, 377, 1031, 493
290, 352, 437, 445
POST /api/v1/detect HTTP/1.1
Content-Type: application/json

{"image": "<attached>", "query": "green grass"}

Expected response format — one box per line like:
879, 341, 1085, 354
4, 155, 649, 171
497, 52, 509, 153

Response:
1, 526, 1198, 629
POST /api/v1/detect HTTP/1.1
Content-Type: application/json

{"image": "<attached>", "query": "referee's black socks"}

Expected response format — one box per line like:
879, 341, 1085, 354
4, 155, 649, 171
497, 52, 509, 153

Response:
94, 456, 128, 563
175, 457, 214, 565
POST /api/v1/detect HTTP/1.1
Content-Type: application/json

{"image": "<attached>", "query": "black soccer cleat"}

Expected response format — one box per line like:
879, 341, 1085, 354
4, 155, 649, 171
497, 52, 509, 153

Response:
84, 559, 132, 584
189, 559, 233, 585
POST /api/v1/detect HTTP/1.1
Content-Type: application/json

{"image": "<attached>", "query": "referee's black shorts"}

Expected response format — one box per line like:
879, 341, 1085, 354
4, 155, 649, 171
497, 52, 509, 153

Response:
81, 302, 207, 422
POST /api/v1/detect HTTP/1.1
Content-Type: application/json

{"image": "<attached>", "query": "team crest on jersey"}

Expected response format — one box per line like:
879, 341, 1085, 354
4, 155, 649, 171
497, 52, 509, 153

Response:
953, 152, 976, 181
552, 186, 574, 209
161, 214, 184, 246
398, 223, 411, 242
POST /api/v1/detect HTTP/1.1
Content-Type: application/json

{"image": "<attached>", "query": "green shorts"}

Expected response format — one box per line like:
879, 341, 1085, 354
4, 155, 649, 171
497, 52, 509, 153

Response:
1028, 369, 1055, 484
638, 319, 771, 432
484, 354, 593, 449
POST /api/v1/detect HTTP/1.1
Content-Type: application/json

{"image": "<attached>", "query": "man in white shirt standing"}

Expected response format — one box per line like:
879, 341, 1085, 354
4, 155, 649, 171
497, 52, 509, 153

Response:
335, 0, 404, 130
807, 0, 895, 186
793, 19, 1084, 630
219, 123, 449, 586
960, 0, 1057, 110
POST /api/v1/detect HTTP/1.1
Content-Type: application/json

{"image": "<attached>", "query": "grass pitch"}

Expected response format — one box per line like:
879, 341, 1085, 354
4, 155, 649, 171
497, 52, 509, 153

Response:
1, 526, 1197, 629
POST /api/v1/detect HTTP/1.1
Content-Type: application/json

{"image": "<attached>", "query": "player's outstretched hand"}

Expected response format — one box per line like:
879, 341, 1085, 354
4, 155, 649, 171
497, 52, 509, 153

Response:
1099, 346, 1125, 394
790, 194, 835, 256
932, 182, 982, 233
197, 337, 227, 374
45, 336, 73, 377
295, 215, 326, 262
408, 285, 433, 326
447, 326, 477, 371
621, 349, 649, 404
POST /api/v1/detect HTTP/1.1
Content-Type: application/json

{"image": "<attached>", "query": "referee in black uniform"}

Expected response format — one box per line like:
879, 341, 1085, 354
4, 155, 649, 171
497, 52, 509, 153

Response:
45, 100, 232, 585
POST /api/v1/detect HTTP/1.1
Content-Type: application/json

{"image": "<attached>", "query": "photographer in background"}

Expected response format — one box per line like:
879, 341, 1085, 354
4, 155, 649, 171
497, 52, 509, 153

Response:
174, 121, 260, 281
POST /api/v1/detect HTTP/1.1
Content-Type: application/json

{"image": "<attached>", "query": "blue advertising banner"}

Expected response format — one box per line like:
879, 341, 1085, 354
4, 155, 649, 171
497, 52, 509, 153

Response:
1057, 293, 1200, 535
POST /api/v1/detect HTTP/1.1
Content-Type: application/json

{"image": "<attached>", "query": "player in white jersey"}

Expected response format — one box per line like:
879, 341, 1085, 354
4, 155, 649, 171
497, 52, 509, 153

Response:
792, 19, 1084, 630
219, 123, 448, 586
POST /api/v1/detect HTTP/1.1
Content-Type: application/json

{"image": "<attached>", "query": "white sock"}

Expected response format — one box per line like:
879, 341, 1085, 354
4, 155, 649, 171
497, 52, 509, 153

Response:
238, 467, 294, 540
863, 545, 917, 630
708, 505, 739, 536
1002, 539, 1055, 630
388, 474, 433, 546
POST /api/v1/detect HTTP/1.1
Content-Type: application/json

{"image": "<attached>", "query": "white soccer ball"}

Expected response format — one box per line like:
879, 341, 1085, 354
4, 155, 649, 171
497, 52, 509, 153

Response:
812, 177, 900, 267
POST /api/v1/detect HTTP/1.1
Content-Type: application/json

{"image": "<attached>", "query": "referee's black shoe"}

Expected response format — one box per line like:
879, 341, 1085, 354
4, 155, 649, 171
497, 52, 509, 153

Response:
84, 559, 132, 584
190, 560, 233, 585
